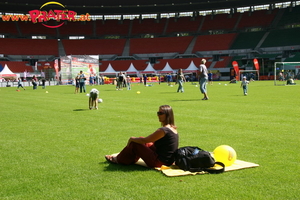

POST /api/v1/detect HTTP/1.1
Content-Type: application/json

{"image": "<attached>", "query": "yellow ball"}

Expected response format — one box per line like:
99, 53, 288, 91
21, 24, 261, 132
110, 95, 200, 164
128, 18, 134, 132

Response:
213, 145, 237, 166
136, 91, 140, 94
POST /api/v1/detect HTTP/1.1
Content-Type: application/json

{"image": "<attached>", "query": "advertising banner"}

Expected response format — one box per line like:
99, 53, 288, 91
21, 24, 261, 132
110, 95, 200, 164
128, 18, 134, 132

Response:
60, 55, 99, 84
232, 61, 240, 80
253, 58, 260, 71
60, 56, 72, 84
71, 55, 99, 78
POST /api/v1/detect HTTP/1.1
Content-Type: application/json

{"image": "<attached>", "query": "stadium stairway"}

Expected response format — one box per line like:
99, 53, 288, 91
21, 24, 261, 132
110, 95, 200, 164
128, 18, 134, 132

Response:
233, 13, 243, 31
255, 32, 270, 49
184, 36, 197, 54
197, 16, 205, 33
58, 40, 66, 56
122, 39, 130, 57
270, 8, 285, 29
162, 18, 169, 35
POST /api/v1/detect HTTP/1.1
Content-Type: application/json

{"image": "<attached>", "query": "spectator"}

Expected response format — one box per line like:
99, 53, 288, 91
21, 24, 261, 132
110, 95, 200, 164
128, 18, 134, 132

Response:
79, 71, 86, 93
105, 105, 179, 168
198, 59, 209, 100
176, 68, 186, 93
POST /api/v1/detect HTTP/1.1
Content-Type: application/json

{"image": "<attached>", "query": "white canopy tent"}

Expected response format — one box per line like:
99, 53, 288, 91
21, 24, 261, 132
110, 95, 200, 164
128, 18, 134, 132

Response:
0, 64, 17, 78
159, 62, 174, 74
140, 62, 156, 74
126, 63, 138, 74
183, 61, 198, 73
101, 63, 117, 75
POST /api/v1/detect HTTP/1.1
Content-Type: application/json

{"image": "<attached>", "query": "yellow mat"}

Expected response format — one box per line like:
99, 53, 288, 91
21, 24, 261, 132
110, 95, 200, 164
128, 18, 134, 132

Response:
155, 160, 259, 177
110, 153, 259, 177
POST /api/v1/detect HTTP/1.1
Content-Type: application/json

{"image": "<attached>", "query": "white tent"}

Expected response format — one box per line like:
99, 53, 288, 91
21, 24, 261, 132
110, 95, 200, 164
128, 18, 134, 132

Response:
141, 62, 156, 74
183, 61, 198, 73
0, 64, 17, 78
126, 63, 138, 74
101, 63, 117, 75
160, 62, 174, 74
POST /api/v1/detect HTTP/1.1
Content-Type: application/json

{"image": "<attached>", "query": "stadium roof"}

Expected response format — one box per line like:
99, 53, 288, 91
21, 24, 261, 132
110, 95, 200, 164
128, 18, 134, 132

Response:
0, 0, 284, 15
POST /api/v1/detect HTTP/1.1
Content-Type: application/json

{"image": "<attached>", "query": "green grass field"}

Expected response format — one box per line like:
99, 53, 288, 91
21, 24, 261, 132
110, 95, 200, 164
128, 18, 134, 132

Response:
1, 80, 299, 200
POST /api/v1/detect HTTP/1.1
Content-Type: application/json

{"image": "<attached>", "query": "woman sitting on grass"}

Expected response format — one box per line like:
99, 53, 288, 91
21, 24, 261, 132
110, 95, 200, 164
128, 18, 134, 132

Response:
105, 105, 179, 168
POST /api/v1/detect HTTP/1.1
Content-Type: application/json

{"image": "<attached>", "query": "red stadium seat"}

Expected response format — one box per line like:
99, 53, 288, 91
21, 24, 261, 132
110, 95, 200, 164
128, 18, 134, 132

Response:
130, 36, 194, 55
62, 39, 126, 55
0, 38, 58, 55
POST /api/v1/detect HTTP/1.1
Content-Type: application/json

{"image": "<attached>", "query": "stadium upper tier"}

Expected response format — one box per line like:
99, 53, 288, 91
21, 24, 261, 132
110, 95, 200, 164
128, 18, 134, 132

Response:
0, 6, 299, 73
0, 28, 299, 56
0, 0, 287, 15
0, 9, 281, 38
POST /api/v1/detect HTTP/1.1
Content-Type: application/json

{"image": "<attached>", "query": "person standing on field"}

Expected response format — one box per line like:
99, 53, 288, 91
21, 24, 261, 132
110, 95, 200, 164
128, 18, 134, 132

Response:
74, 76, 79, 94
117, 72, 125, 90
167, 73, 172, 86
41, 78, 46, 89
176, 68, 186, 93
208, 70, 213, 85
126, 76, 131, 90
143, 74, 147, 86
240, 76, 249, 96
79, 71, 86, 93
198, 59, 209, 100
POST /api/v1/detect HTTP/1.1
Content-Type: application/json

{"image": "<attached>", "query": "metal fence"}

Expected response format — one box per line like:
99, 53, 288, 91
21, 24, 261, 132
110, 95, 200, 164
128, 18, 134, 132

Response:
0, 80, 59, 88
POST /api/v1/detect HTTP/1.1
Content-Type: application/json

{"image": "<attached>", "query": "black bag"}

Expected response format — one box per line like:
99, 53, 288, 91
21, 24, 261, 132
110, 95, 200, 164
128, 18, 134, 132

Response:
174, 146, 225, 173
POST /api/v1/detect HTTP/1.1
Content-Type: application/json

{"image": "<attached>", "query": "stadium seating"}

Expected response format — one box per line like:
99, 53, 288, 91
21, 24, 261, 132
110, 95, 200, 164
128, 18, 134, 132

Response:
201, 13, 239, 31
96, 19, 130, 36
17, 21, 57, 37
0, 38, 59, 55
0, 61, 55, 73
59, 21, 94, 37
193, 33, 237, 52
277, 6, 300, 27
260, 28, 300, 48
284, 52, 300, 62
0, 61, 34, 72
165, 16, 202, 34
129, 36, 194, 55
131, 18, 166, 36
62, 38, 127, 55
0, 21, 19, 36
237, 9, 278, 30
213, 56, 233, 68
230, 31, 267, 49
